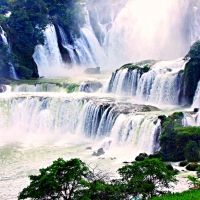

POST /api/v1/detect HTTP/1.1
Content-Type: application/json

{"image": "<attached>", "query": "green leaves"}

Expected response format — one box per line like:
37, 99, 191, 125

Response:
18, 158, 91, 200
18, 157, 178, 200
118, 158, 177, 199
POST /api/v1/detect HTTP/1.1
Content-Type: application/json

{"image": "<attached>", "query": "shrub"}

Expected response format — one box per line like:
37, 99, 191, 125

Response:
186, 163, 199, 171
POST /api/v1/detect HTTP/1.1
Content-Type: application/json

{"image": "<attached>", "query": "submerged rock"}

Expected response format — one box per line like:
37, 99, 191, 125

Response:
79, 81, 103, 93
84, 67, 100, 74
0, 84, 6, 93
92, 148, 105, 156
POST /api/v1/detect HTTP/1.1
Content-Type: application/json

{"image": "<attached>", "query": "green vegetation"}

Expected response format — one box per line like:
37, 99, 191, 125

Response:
117, 63, 151, 76
18, 157, 176, 200
150, 190, 200, 200
18, 158, 91, 200
0, 0, 85, 82
66, 83, 79, 93
118, 158, 177, 199
184, 40, 200, 105
158, 112, 200, 162
158, 114, 200, 169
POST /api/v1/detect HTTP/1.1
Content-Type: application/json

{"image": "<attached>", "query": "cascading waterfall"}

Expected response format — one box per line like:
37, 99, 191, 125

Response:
0, 95, 84, 136
32, 1, 200, 74
103, 0, 191, 68
109, 113, 161, 155
0, 26, 19, 80
33, 24, 64, 77
63, 9, 107, 68
9, 62, 19, 80
33, 10, 107, 77
0, 94, 161, 152
57, 24, 97, 68
0, 26, 8, 45
57, 25, 78, 66
108, 59, 186, 106
191, 80, 200, 126
190, 5, 200, 45
192, 80, 200, 109
12, 83, 66, 92
182, 112, 200, 127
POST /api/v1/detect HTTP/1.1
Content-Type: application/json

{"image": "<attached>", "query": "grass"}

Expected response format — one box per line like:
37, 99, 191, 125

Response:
150, 190, 200, 200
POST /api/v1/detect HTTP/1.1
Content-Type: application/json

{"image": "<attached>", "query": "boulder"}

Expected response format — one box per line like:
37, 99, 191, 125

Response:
0, 84, 6, 93
84, 67, 100, 74
92, 148, 105, 156
186, 163, 199, 171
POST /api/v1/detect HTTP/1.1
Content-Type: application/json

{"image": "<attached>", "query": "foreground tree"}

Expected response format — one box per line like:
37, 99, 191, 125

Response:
18, 158, 91, 200
18, 158, 177, 200
117, 158, 177, 199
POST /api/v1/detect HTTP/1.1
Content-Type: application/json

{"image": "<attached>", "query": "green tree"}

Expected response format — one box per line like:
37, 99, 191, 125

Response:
184, 40, 200, 105
18, 158, 91, 200
7, 0, 49, 78
117, 158, 177, 199
44, 0, 85, 36
184, 141, 200, 162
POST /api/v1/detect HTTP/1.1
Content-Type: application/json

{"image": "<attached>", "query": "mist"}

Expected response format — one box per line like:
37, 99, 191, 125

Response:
33, 0, 200, 76
104, 0, 192, 68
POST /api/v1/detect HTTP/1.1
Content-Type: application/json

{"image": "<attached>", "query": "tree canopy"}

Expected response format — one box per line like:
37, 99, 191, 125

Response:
0, 0, 85, 80
18, 157, 177, 200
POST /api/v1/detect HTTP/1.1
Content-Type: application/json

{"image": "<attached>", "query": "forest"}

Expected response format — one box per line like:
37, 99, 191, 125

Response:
0, 0, 85, 81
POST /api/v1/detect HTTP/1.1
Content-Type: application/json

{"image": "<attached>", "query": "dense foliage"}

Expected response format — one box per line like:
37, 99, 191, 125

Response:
18, 157, 176, 200
184, 40, 200, 105
158, 112, 200, 162
0, 0, 85, 81
118, 158, 176, 199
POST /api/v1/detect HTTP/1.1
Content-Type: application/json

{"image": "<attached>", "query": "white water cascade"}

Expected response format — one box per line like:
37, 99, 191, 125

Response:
108, 59, 186, 106
32, 1, 200, 74
0, 93, 161, 155
0, 26, 19, 80
33, 24, 64, 77
0, 26, 8, 45
9, 62, 19, 80
191, 81, 200, 126
104, 0, 191, 68
190, 5, 200, 45
192, 80, 200, 109
12, 83, 66, 92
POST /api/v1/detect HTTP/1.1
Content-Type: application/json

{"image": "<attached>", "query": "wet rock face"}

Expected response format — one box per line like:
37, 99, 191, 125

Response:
84, 67, 100, 74
0, 84, 6, 93
92, 148, 105, 156
79, 81, 103, 93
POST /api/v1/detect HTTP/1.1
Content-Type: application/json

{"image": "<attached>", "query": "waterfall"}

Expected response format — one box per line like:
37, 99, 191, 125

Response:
57, 25, 79, 66
190, 5, 200, 45
0, 93, 161, 152
79, 81, 103, 93
65, 9, 107, 68
0, 95, 84, 135
103, 0, 191, 68
33, 11, 107, 77
0, 26, 19, 80
192, 80, 200, 109
109, 113, 161, 156
32, 1, 200, 73
30, 1, 200, 73
108, 59, 186, 106
12, 83, 66, 92
9, 62, 19, 80
0, 26, 8, 45
33, 24, 65, 77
